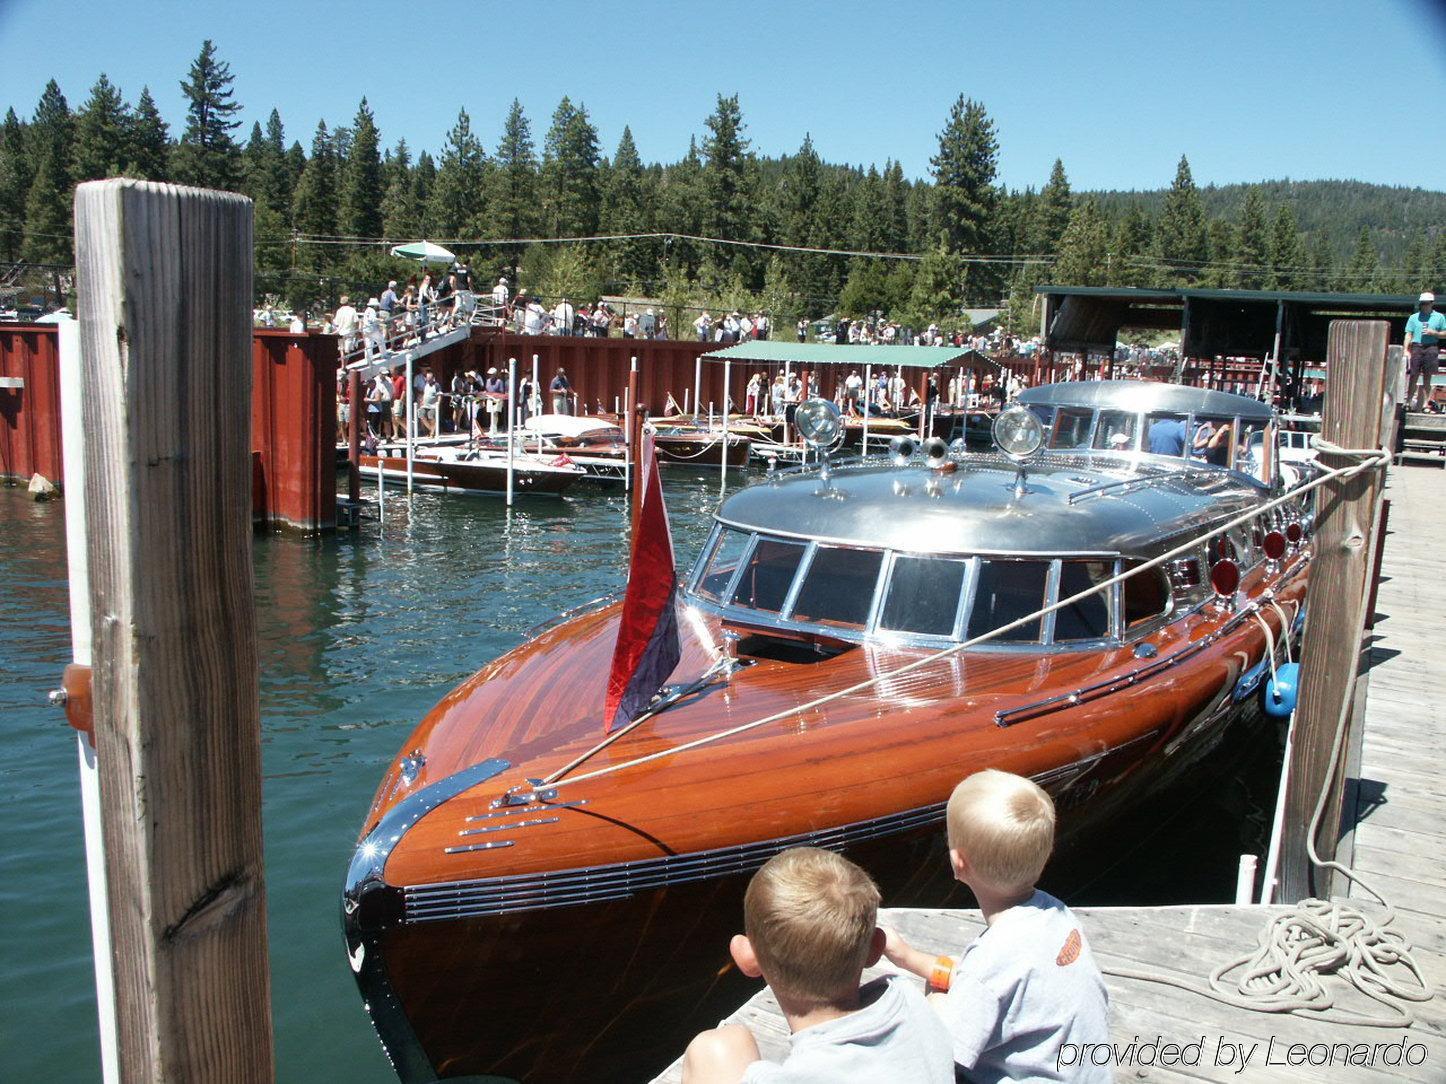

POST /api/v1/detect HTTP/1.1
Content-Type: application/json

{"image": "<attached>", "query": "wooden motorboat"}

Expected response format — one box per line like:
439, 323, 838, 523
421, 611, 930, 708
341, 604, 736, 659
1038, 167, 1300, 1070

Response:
359, 442, 584, 497
493, 414, 753, 471
343, 382, 1310, 1082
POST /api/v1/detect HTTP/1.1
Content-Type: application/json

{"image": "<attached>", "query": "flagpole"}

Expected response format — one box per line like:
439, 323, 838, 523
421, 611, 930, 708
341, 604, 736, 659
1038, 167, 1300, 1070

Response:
627, 355, 640, 530
720, 355, 731, 488
505, 356, 516, 507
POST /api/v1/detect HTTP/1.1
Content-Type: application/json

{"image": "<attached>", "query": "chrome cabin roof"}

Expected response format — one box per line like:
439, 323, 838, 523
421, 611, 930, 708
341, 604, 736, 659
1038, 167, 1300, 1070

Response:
1019, 380, 1274, 422
715, 452, 1266, 560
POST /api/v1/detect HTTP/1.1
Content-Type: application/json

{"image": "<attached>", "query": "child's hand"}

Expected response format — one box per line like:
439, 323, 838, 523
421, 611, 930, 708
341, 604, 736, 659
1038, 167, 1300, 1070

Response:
881, 925, 911, 964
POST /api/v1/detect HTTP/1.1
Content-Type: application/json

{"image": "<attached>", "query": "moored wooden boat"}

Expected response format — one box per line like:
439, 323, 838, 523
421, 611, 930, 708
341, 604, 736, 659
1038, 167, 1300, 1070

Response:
343, 382, 1311, 1082
359, 444, 584, 497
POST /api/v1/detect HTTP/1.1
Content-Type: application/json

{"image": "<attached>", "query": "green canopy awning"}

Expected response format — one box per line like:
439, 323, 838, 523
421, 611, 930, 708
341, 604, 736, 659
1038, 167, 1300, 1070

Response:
702, 341, 982, 369
389, 240, 456, 265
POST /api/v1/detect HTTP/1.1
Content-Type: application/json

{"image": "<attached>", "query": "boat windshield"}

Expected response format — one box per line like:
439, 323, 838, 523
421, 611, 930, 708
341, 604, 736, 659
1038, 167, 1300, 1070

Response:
688, 526, 1191, 648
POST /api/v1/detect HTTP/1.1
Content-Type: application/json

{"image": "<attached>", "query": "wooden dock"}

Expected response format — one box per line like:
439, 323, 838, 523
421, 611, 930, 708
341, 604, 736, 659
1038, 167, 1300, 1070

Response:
651, 464, 1446, 1083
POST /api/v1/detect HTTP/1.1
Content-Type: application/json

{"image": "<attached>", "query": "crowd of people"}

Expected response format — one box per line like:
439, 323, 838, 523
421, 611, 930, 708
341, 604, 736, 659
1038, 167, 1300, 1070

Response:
681, 768, 1110, 1084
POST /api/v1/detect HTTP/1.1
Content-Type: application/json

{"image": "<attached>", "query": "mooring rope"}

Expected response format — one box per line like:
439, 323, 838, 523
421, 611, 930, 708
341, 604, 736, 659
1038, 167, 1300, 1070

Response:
1101, 437, 1433, 1027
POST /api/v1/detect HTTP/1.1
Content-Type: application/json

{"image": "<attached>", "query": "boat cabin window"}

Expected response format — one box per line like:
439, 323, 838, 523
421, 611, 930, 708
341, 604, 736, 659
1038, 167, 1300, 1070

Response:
1092, 410, 1138, 451
880, 556, 968, 637
732, 538, 809, 614
1145, 412, 1191, 457
1053, 560, 1113, 640
1121, 561, 1170, 628
968, 560, 1049, 642
790, 547, 884, 629
695, 528, 753, 601
1048, 407, 1095, 450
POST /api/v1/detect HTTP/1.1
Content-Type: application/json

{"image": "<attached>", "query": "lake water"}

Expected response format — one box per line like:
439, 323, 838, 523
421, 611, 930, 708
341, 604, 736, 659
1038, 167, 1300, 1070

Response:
0, 472, 1283, 1081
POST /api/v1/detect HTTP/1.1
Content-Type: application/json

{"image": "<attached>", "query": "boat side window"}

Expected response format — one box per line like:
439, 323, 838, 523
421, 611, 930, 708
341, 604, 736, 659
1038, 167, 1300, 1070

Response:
1236, 422, 1265, 471
880, 556, 969, 637
789, 547, 885, 629
968, 560, 1049, 643
695, 528, 752, 602
1048, 407, 1094, 450
1145, 412, 1191, 457
731, 537, 809, 614
1121, 560, 1171, 628
1053, 560, 1114, 640
1092, 410, 1138, 451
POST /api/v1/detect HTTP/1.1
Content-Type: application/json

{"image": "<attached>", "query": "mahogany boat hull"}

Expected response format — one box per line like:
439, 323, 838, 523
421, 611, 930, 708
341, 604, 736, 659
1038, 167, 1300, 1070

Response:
342, 556, 1307, 1082
652, 434, 752, 468
359, 453, 581, 497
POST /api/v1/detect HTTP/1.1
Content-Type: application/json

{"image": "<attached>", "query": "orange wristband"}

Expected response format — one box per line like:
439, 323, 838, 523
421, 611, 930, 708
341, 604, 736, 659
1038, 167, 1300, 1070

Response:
927, 955, 955, 993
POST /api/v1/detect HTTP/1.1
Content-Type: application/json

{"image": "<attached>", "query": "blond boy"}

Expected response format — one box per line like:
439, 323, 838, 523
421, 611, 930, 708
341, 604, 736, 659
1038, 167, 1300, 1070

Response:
683, 847, 953, 1084
884, 770, 1110, 1082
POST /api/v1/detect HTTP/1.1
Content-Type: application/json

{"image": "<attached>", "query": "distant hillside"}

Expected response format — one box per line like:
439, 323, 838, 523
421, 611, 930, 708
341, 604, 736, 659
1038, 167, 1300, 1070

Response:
1089, 180, 1446, 262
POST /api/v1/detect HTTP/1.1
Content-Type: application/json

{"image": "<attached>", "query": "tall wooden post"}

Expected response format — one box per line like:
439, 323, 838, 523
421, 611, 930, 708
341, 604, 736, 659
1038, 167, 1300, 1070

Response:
628, 356, 641, 529
1276, 321, 1392, 902
347, 369, 362, 506
74, 179, 273, 1081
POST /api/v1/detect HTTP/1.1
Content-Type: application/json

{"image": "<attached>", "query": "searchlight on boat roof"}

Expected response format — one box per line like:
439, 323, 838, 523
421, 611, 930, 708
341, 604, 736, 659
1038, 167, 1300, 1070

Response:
795, 398, 843, 450
992, 405, 1045, 460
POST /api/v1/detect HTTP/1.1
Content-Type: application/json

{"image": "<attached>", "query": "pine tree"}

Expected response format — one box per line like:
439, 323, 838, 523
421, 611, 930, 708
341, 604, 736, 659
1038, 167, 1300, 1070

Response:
259, 109, 292, 209
428, 108, 487, 237
339, 98, 384, 240
1235, 187, 1269, 289
172, 39, 243, 190
1308, 232, 1337, 291
1054, 199, 1110, 286
1266, 205, 1306, 291
490, 100, 538, 238
1204, 219, 1239, 288
1156, 155, 1208, 285
540, 97, 600, 238
600, 126, 650, 285
0, 109, 32, 260
128, 87, 171, 180
291, 121, 336, 270
904, 234, 966, 325
1345, 227, 1379, 292
1034, 159, 1073, 255
656, 136, 705, 275
22, 150, 71, 263
700, 94, 751, 249
1399, 235, 1428, 296
929, 96, 1001, 302
381, 139, 420, 240
22, 81, 72, 264
1111, 206, 1152, 287
72, 74, 132, 181
880, 160, 910, 253
411, 150, 436, 235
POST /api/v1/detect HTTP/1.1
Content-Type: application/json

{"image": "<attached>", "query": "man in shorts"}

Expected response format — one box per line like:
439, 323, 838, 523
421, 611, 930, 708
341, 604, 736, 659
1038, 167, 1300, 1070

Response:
1405, 291, 1444, 412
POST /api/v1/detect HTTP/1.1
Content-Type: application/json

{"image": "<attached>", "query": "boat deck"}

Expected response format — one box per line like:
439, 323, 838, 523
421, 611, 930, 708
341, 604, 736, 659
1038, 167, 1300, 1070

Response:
650, 464, 1446, 1084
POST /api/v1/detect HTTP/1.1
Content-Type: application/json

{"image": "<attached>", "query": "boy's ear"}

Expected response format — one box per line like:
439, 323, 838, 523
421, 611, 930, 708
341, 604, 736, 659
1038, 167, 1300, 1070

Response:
864, 926, 886, 968
948, 847, 969, 882
730, 933, 763, 979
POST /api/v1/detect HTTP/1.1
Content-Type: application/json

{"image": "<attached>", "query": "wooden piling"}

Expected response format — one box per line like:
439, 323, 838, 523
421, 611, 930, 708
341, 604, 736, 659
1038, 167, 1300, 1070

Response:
73, 179, 273, 1082
347, 369, 362, 506
1276, 320, 1392, 902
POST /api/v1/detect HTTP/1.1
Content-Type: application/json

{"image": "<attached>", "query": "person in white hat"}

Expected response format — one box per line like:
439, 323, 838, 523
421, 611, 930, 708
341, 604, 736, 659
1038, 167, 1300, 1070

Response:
1405, 291, 1444, 411
492, 276, 510, 313
362, 298, 385, 362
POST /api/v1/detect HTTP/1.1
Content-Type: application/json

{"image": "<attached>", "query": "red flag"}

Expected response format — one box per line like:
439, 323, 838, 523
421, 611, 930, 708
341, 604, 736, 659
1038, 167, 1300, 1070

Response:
603, 430, 682, 733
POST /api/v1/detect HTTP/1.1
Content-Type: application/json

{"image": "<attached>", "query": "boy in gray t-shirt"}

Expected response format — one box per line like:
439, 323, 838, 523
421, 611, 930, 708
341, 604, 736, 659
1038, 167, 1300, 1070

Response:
884, 770, 1111, 1082
682, 847, 953, 1084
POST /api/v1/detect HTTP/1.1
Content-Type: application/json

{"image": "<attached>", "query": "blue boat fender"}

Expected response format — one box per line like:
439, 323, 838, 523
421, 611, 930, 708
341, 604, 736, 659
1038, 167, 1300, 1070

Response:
1263, 662, 1301, 717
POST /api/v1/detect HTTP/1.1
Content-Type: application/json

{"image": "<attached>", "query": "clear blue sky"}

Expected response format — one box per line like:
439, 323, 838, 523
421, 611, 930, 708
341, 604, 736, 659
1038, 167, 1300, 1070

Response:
2, 0, 1443, 192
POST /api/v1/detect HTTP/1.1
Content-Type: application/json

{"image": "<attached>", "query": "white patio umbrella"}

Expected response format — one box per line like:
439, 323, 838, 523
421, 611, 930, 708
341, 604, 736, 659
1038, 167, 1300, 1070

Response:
389, 240, 456, 265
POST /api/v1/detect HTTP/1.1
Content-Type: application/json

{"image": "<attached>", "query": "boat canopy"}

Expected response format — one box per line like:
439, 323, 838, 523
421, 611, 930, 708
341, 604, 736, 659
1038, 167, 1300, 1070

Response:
714, 456, 1262, 559
702, 341, 981, 369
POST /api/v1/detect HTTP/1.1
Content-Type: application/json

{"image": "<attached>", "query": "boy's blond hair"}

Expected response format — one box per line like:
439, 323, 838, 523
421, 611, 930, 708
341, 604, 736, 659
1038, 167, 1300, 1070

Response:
743, 847, 880, 1006
946, 769, 1056, 894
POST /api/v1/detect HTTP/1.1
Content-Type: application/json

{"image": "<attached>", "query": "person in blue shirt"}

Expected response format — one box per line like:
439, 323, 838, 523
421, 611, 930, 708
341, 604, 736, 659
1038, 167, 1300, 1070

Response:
1147, 415, 1188, 456
1405, 292, 1445, 411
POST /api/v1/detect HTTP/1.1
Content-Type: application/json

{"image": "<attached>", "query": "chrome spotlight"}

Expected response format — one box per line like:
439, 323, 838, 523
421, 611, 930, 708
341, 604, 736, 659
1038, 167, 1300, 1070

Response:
948, 437, 967, 455
794, 398, 843, 450
992, 405, 1044, 460
889, 434, 918, 467
922, 436, 949, 469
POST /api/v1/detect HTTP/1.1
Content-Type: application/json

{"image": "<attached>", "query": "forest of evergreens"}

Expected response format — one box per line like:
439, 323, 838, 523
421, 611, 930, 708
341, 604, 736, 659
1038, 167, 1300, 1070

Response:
6, 40, 1444, 332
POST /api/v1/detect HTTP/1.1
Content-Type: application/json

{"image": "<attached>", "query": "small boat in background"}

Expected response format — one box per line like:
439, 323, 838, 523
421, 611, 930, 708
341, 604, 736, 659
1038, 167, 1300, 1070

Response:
359, 443, 584, 497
